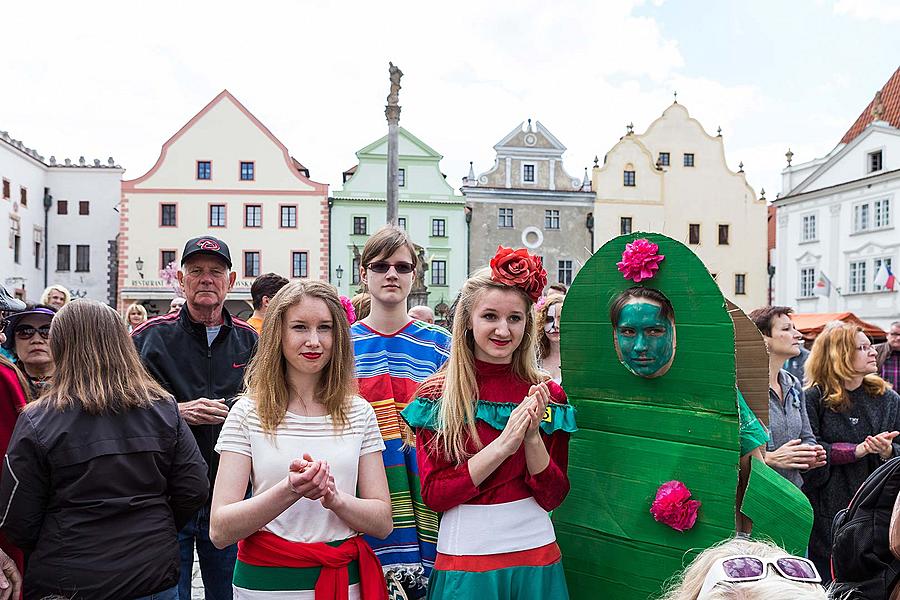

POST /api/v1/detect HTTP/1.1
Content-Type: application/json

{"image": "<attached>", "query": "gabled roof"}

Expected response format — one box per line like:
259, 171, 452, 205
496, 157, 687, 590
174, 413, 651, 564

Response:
493, 120, 567, 154
356, 127, 442, 159
841, 66, 900, 145
124, 90, 325, 190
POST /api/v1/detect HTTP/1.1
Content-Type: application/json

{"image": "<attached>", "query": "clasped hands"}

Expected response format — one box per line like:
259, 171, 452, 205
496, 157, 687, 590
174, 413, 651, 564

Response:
287, 453, 341, 510
495, 381, 552, 456
856, 430, 900, 460
766, 439, 827, 471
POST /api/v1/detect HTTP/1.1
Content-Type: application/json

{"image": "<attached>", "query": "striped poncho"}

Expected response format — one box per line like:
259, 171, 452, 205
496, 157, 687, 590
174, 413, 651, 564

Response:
351, 319, 451, 588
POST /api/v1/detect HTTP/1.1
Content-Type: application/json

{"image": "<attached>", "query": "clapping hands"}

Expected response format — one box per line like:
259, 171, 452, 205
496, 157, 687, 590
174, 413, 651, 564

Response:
288, 453, 342, 510
495, 382, 552, 457
857, 431, 900, 460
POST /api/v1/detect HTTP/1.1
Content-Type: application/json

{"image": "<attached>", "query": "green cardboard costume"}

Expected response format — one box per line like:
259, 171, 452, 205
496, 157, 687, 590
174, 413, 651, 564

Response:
551, 233, 813, 600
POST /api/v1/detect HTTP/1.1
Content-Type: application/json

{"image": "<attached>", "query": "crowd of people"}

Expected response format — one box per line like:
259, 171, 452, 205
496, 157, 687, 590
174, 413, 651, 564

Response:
0, 226, 900, 600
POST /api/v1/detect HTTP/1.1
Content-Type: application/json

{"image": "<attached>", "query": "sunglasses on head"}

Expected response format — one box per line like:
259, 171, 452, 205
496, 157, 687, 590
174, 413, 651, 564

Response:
367, 261, 415, 274
698, 554, 821, 597
14, 324, 51, 340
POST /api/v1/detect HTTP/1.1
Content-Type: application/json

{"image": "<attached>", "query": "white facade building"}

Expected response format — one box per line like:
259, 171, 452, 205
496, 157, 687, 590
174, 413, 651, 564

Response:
119, 91, 329, 317
1, 130, 123, 304
773, 68, 900, 329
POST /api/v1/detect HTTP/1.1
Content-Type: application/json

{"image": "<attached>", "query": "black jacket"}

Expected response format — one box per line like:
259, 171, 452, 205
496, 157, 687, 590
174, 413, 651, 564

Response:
0, 397, 208, 600
132, 306, 257, 492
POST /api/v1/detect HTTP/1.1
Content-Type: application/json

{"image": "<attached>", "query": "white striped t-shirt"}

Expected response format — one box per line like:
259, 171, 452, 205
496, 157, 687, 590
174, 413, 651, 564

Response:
215, 395, 385, 544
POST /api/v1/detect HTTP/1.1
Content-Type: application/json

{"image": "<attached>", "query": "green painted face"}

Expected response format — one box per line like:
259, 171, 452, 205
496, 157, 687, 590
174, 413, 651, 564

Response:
614, 302, 675, 377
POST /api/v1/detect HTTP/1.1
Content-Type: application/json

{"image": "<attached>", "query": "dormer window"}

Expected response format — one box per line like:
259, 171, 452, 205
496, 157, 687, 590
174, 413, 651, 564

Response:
869, 150, 883, 173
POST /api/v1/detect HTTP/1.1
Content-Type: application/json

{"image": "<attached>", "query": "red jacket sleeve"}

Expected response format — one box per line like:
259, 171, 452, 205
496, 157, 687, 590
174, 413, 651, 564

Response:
416, 428, 481, 512
0, 364, 27, 458
524, 381, 571, 511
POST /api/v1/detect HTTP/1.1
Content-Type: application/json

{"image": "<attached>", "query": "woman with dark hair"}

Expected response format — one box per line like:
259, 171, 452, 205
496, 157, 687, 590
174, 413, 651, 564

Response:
0, 300, 209, 600
802, 323, 900, 583
1, 304, 57, 398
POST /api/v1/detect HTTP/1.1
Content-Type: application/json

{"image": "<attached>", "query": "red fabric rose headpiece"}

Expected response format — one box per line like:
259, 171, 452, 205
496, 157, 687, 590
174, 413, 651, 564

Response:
489, 246, 548, 303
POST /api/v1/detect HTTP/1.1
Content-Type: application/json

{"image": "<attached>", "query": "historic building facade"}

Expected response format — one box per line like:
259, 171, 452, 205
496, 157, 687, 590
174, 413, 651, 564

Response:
773, 67, 900, 328
1, 129, 123, 304
462, 120, 593, 287
119, 90, 328, 316
593, 102, 767, 312
330, 127, 466, 315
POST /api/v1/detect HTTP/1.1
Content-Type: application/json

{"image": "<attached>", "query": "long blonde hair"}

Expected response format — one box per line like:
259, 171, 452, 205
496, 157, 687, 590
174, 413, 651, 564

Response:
535, 293, 565, 360
422, 267, 543, 464
658, 537, 828, 600
37, 300, 167, 413
244, 280, 356, 434
805, 323, 889, 412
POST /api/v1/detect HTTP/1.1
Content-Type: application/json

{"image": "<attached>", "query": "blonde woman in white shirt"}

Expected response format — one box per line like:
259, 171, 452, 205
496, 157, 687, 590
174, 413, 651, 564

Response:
210, 280, 392, 599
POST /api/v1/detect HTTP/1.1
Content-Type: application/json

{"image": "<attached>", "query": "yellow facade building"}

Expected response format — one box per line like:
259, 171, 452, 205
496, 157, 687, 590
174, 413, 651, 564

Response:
592, 101, 767, 312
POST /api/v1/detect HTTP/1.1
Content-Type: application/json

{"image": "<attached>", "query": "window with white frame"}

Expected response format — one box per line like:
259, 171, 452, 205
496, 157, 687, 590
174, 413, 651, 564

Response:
558, 260, 573, 286
849, 260, 867, 293
801, 214, 817, 241
397, 217, 407, 230
431, 218, 446, 237
245, 205, 262, 228
875, 198, 892, 228
853, 203, 870, 233
523, 164, 535, 183
292, 251, 308, 278
874, 257, 894, 291
545, 210, 560, 230
498, 207, 513, 228
800, 267, 816, 298
869, 150, 883, 173
431, 260, 447, 286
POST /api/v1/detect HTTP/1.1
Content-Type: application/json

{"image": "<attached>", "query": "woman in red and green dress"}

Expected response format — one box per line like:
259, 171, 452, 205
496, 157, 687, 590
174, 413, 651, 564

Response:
402, 250, 576, 599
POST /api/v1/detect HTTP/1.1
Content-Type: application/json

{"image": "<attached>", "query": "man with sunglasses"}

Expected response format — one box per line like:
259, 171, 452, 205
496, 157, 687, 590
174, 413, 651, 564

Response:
351, 225, 451, 598
1, 304, 57, 399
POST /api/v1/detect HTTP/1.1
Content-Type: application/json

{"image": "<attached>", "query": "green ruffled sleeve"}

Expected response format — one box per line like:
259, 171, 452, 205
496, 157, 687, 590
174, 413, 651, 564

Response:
401, 397, 577, 435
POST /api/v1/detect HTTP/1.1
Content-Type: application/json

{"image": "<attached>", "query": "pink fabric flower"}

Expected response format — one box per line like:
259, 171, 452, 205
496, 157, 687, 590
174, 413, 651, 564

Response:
340, 295, 357, 324
650, 480, 701, 532
617, 238, 665, 282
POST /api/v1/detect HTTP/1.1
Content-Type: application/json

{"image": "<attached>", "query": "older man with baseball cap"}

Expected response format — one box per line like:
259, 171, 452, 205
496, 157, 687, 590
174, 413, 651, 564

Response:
132, 235, 258, 600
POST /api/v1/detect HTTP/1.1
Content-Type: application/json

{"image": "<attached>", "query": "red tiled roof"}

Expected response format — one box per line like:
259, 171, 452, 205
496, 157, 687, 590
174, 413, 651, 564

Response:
840, 66, 900, 144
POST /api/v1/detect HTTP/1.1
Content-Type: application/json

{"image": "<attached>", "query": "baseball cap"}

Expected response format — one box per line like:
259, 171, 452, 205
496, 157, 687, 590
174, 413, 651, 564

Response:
181, 236, 232, 269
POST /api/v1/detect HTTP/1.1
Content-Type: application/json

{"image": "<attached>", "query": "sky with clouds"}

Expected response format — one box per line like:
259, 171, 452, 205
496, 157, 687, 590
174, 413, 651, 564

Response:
2, 0, 898, 201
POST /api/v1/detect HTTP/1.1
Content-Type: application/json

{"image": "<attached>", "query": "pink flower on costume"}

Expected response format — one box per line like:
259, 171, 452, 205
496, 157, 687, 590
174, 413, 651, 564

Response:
617, 239, 665, 283
340, 295, 357, 324
650, 480, 701, 532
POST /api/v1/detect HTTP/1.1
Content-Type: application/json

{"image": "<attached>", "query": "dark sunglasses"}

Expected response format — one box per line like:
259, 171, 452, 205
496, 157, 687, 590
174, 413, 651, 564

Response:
14, 325, 51, 340
367, 261, 415, 274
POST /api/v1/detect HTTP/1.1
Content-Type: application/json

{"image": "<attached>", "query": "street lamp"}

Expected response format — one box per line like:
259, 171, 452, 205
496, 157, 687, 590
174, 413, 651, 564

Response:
136, 257, 145, 279
336, 265, 343, 288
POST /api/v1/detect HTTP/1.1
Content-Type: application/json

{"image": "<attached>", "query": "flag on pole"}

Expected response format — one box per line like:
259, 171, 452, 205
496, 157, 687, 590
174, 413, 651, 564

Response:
874, 263, 897, 291
814, 272, 832, 297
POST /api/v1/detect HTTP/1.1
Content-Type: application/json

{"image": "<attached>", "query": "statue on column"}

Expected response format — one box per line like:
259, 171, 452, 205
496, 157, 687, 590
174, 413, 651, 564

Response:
387, 62, 403, 107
